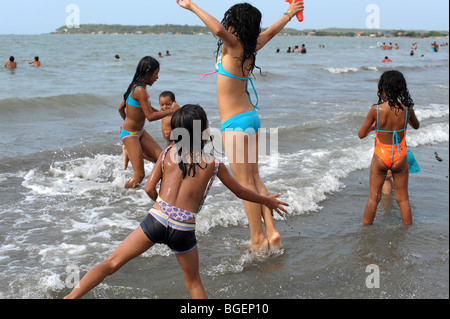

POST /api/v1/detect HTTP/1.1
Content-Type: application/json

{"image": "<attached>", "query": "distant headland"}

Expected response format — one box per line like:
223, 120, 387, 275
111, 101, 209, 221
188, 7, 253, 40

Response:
52, 24, 449, 38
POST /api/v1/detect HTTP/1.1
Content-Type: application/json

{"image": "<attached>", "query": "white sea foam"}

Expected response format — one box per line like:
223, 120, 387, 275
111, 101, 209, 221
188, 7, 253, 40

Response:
324, 67, 359, 74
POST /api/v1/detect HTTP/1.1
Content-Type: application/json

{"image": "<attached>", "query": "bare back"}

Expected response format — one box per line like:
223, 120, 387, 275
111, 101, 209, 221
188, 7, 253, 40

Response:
375, 102, 409, 144
156, 147, 217, 215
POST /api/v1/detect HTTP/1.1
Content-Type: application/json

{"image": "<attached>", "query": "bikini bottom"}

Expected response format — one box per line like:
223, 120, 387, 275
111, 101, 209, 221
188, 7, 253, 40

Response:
140, 208, 197, 254
221, 110, 261, 136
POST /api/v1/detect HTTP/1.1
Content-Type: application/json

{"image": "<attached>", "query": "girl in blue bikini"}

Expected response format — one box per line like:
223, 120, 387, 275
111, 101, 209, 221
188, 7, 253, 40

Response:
64, 104, 288, 299
178, 0, 304, 251
118, 56, 179, 188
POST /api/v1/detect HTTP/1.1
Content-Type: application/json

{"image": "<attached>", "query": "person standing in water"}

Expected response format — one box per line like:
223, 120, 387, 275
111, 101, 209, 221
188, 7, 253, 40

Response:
177, 0, 304, 251
118, 56, 178, 188
358, 70, 420, 225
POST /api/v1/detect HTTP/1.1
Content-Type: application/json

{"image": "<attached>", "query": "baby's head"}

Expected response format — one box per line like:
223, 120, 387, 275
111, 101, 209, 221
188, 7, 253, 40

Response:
159, 91, 175, 111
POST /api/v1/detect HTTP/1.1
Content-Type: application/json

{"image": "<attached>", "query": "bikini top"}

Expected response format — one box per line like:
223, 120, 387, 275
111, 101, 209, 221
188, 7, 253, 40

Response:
126, 86, 144, 108
375, 104, 409, 161
158, 145, 220, 219
201, 53, 259, 110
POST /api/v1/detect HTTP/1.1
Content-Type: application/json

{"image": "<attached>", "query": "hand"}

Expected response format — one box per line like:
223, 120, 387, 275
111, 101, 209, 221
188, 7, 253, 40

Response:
171, 101, 180, 113
265, 193, 289, 217
287, 0, 304, 17
176, 0, 193, 10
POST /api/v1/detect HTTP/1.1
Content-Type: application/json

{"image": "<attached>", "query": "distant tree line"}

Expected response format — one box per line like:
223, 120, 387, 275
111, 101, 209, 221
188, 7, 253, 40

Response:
52, 24, 449, 38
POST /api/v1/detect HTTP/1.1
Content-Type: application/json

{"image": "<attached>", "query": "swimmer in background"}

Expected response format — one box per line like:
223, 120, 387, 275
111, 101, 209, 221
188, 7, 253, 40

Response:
382, 56, 392, 63
4, 56, 16, 69
159, 91, 176, 144
300, 44, 306, 54
28, 56, 41, 67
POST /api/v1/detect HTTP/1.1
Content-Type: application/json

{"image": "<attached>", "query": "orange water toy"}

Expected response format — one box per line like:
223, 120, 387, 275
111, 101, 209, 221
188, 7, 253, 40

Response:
285, 0, 303, 22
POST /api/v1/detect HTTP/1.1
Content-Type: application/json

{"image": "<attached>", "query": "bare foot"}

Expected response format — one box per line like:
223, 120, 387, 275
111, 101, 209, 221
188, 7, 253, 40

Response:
250, 237, 269, 252
125, 178, 140, 189
268, 232, 283, 251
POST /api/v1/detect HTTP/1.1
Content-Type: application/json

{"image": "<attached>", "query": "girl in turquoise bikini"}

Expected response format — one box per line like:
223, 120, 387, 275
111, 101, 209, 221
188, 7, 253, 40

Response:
178, 0, 304, 251
118, 56, 179, 188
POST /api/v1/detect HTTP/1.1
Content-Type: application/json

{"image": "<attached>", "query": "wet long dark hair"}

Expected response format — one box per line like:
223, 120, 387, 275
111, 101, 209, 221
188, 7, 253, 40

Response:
216, 3, 262, 76
377, 70, 414, 111
122, 56, 159, 106
170, 104, 209, 178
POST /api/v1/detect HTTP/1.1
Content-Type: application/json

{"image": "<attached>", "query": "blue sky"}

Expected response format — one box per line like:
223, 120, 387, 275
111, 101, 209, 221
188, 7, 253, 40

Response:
0, 0, 448, 34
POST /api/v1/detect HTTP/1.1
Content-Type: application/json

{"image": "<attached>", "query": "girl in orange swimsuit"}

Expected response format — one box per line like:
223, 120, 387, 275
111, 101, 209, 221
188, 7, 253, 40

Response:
358, 70, 420, 225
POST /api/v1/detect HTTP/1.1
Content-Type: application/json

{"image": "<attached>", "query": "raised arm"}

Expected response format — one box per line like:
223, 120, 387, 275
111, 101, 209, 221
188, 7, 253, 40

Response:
257, 0, 304, 50
217, 163, 288, 216
177, 0, 238, 46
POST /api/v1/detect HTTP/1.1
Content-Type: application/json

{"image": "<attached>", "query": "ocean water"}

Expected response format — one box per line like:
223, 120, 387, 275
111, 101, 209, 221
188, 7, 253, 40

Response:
0, 34, 448, 299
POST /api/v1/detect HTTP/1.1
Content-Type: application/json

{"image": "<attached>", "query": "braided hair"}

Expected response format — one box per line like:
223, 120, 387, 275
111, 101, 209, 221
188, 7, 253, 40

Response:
377, 70, 414, 111
216, 3, 262, 76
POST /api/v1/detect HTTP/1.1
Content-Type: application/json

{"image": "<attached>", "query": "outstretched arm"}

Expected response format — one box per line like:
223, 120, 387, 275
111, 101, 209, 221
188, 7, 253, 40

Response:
257, 0, 304, 50
177, 0, 238, 46
134, 87, 178, 122
217, 163, 288, 216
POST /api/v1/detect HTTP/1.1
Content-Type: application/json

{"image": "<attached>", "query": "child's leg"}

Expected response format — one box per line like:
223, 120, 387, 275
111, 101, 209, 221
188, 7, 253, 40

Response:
223, 131, 269, 252
176, 247, 207, 299
122, 145, 129, 170
140, 130, 162, 163
64, 227, 153, 299
363, 156, 388, 225
251, 132, 282, 249
122, 137, 145, 188
391, 157, 412, 225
